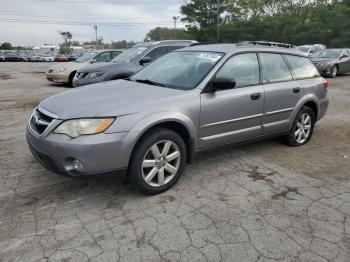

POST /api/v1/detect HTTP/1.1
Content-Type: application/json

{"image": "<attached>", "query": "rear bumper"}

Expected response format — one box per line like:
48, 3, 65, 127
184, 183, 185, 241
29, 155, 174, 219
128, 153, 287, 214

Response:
318, 97, 329, 120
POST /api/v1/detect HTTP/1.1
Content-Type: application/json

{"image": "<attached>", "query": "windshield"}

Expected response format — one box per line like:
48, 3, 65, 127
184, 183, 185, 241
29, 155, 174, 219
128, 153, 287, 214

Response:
297, 46, 310, 53
112, 46, 148, 62
75, 52, 97, 63
131, 51, 224, 90
311, 50, 340, 58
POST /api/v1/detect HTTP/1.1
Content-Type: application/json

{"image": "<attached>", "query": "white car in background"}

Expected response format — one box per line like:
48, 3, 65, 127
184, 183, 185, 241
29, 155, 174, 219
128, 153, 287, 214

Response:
42, 56, 55, 62
297, 44, 326, 56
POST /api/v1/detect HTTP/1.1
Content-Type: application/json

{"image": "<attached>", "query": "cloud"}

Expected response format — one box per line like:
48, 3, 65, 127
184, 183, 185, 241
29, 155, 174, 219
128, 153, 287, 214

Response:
0, 0, 185, 46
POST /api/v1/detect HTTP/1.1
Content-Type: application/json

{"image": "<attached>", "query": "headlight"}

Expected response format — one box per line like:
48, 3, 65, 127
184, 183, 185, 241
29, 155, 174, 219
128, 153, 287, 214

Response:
54, 118, 114, 138
85, 71, 105, 79
52, 67, 66, 73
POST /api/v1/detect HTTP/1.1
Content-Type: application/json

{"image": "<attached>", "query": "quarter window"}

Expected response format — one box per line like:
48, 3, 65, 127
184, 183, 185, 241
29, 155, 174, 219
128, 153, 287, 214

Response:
260, 53, 292, 84
284, 55, 320, 79
215, 53, 260, 88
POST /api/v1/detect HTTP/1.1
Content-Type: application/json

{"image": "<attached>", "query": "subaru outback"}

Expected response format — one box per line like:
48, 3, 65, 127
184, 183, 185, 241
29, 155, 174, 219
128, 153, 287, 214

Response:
27, 42, 329, 195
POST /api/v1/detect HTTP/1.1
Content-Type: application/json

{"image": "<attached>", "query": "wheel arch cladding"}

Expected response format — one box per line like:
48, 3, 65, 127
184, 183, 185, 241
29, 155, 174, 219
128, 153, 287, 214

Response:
303, 101, 318, 119
131, 121, 195, 165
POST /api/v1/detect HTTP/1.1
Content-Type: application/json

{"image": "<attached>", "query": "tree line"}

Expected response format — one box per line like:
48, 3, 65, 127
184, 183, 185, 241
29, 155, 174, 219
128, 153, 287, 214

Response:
147, 0, 350, 48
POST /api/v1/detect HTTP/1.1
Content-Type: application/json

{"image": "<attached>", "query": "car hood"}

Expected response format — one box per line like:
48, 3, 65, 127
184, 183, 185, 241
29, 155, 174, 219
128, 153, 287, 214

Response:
77, 61, 131, 73
39, 80, 186, 119
311, 57, 335, 63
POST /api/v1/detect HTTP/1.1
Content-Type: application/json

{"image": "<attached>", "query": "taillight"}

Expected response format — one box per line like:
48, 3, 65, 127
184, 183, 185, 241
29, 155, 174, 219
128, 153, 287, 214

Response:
322, 78, 328, 89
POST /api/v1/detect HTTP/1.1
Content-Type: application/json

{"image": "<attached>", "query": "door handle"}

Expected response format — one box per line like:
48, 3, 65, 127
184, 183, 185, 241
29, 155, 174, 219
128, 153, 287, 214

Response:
293, 87, 301, 93
250, 93, 261, 100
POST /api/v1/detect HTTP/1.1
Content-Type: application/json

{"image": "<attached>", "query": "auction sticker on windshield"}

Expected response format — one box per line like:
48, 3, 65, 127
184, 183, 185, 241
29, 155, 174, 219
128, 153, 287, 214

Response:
198, 53, 222, 62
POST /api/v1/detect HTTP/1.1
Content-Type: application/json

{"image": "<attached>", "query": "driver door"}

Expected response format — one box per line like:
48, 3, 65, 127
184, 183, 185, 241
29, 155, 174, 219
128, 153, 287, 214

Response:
199, 53, 264, 149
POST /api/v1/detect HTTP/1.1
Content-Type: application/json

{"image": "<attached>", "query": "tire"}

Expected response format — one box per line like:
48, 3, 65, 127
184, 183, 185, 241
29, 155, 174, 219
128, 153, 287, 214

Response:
284, 106, 316, 147
327, 65, 337, 78
129, 128, 187, 195
68, 71, 76, 87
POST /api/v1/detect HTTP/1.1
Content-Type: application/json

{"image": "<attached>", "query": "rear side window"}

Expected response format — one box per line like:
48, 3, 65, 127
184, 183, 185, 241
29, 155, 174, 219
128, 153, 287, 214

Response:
260, 53, 292, 84
216, 53, 260, 88
284, 55, 320, 79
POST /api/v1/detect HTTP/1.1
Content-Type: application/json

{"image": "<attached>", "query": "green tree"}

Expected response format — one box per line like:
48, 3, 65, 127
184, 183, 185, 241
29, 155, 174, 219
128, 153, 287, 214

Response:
0, 42, 12, 50
144, 27, 191, 41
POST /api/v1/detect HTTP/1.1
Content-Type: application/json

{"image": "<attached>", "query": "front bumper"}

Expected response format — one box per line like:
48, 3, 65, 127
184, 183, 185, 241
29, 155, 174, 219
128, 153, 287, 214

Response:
46, 72, 69, 84
26, 127, 131, 177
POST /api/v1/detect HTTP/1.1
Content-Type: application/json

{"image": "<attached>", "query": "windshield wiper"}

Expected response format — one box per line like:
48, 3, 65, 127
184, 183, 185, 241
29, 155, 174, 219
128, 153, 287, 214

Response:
135, 79, 165, 87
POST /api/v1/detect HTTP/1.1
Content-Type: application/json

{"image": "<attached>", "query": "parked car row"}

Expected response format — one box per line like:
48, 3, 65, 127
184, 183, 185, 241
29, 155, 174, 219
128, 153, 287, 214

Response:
30, 41, 330, 194
296, 44, 350, 78
46, 40, 197, 86
0, 51, 84, 62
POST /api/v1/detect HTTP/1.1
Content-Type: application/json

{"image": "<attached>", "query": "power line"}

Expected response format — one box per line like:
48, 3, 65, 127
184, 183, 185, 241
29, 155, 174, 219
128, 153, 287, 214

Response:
0, 17, 175, 27
36, 0, 182, 5
0, 11, 174, 21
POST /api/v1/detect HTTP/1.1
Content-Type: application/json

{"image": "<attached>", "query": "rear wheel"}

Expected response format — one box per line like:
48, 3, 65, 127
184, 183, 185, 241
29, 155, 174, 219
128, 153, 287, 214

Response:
284, 106, 315, 146
129, 128, 187, 195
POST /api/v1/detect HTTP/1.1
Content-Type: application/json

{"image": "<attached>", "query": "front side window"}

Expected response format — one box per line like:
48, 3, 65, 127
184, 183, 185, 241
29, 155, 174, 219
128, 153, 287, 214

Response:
340, 50, 349, 58
215, 53, 260, 88
95, 52, 112, 62
145, 46, 168, 60
260, 53, 292, 84
131, 51, 224, 90
75, 52, 97, 63
284, 55, 319, 79
112, 46, 148, 63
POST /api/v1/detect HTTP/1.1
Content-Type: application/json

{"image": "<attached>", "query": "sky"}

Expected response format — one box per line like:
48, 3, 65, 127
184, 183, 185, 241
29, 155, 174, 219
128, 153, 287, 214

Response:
0, 0, 185, 46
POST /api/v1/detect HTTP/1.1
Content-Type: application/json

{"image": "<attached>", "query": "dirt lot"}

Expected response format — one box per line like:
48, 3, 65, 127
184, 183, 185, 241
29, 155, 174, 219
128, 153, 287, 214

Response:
0, 62, 350, 262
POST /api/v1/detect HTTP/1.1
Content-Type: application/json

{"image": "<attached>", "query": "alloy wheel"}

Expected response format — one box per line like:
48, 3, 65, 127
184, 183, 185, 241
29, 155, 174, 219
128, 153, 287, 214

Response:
295, 113, 312, 144
331, 66, 337, 78
141, 140, 181, 187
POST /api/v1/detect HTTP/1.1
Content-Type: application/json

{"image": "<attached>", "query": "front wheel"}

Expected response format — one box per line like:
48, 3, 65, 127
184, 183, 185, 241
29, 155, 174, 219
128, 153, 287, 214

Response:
284, 106, 316, 147
129, 128, 187, 195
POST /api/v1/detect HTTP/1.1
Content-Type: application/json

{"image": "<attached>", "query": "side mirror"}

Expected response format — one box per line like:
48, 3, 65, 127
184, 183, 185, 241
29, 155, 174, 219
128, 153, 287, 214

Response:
211, 76, 236, 91
139, 57, 152, 65
340, 55, 348, 60
90, 59, 97, 64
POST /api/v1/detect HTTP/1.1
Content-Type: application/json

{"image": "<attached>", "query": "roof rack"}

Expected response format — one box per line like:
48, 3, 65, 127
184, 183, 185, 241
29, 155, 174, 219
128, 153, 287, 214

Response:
237, 41, 296, 49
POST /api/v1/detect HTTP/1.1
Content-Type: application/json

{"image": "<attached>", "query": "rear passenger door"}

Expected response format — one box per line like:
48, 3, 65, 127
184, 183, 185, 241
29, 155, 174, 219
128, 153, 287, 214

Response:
259, 53, 303, 134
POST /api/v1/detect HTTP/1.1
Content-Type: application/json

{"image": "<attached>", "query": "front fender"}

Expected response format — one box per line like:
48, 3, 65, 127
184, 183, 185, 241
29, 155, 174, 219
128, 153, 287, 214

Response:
105, 111, 197, 167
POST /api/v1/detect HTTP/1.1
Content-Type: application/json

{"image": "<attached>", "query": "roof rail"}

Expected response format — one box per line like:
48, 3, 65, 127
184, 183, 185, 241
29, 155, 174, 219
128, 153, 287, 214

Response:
189, 42, 212, 47
237, 41, 296, 49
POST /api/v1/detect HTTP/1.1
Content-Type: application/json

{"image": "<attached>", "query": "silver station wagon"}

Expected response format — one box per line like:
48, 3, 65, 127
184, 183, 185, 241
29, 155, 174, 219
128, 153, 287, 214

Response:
27, 42, 329, 194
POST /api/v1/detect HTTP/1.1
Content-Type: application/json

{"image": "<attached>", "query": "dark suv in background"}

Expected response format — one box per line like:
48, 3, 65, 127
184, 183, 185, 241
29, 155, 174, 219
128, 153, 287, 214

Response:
72, 40, 196, 87
311, 49, 350, 78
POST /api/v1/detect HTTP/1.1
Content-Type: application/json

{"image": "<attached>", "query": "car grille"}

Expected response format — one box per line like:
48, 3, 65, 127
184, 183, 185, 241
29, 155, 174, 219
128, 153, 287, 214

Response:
29, 108, 55, 135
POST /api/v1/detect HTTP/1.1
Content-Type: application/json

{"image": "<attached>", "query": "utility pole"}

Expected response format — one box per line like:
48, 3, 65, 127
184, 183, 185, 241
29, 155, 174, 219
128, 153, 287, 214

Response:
93, 25, 98, 49
217, 0, 220, 42
173, 16, 179, 30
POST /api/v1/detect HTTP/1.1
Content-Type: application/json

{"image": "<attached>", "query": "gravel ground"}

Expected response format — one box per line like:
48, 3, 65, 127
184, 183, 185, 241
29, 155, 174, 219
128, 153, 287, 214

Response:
0, 62, 350, 262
